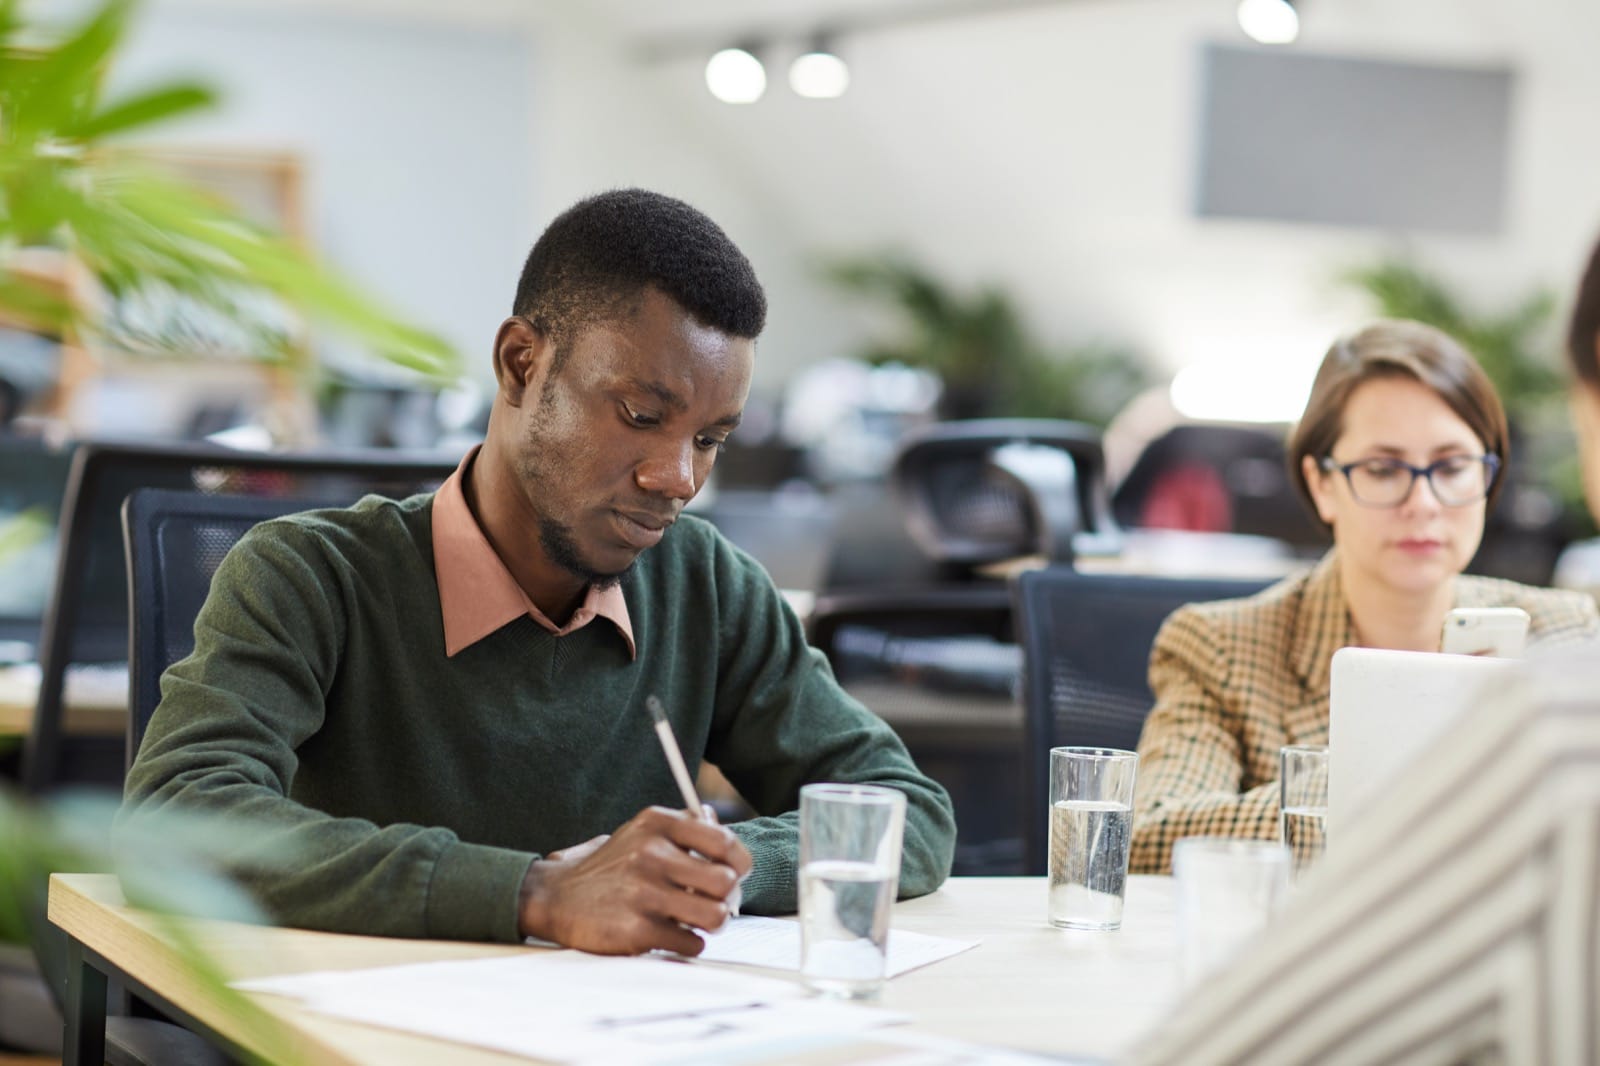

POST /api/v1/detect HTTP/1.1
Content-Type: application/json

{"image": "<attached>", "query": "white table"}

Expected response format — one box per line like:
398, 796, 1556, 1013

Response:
49, 874, 1181, 1064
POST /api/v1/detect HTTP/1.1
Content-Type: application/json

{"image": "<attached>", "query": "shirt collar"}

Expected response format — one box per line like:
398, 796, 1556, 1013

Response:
431, 445, 636, 659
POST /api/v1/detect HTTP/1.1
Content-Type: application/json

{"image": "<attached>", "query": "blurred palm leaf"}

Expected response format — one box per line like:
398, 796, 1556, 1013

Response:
0, 0, 458, 379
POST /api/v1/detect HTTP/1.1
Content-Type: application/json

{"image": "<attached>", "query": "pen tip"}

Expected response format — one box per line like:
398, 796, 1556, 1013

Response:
645, 694, 667, 724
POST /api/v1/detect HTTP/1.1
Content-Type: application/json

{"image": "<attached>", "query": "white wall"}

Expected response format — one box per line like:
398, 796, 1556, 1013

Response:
96, 0, 1600, 416
112, 0, 538, 380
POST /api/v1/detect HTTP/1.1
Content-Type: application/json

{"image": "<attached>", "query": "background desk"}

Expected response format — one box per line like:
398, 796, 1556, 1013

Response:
49, 874, 1181, 1064
0, 664, 126, 737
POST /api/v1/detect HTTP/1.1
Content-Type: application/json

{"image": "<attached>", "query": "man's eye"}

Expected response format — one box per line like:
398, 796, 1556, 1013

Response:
623, 405, 659, 427
696, 436, 728, 452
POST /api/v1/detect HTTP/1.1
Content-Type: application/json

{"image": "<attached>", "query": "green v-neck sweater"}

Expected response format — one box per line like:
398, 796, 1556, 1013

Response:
122, 494, 955, 943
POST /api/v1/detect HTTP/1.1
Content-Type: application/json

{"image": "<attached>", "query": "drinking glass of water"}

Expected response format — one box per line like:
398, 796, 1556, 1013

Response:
1174, 837, 1288, 987
1279, 744, 1328, 880
1047, 746, 1138, 930
798, 783, 906, 999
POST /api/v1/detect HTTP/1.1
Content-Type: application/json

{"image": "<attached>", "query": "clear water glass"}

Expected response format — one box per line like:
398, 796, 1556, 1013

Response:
1047, 746, 1138, 930
1280, 744, 1328, 881
1174, 837, 1288, 986
798, 783, 906, 999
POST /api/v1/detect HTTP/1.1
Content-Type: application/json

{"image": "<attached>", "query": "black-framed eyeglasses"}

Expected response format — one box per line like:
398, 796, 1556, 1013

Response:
1318, 454, 1501, 509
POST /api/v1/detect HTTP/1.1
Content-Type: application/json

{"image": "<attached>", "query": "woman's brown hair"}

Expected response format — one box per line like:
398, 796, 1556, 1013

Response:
1287, 319, 1510, 522
1570, 235, 1600, 390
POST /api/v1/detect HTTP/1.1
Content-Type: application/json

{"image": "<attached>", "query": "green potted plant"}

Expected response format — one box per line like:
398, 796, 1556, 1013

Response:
0, 0, 459, 424
823, 253, 1147, 425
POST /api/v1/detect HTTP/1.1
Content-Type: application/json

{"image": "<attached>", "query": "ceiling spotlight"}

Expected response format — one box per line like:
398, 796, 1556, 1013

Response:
1237, 0, 1299, 45
789, 36, 850, 99
705, 45, 766, 104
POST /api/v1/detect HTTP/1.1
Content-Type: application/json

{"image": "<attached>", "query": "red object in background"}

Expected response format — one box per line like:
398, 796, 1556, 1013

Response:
1138, 461, 1233, 533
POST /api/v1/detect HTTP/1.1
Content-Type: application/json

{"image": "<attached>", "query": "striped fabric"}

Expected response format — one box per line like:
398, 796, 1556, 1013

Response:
1129, 650, 1600, 1066
1130, 552, 1599, 874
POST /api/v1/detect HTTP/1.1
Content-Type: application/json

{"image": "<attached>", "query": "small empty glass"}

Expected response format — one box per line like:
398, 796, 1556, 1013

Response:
1047, 746, 1138, 930
1280, 744, 1329, 881
1174, 837, 1288, 987
798, 783, 906, 999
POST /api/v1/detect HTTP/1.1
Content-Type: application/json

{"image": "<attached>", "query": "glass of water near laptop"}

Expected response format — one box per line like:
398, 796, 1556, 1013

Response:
798, 783, 906, 1000
1279, 744, 1328, 881
1174, 838, 1288, 987
1047, 746, 1138, 930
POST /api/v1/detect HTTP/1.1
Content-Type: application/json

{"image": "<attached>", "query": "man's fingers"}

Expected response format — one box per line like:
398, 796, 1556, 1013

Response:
645, 881, 732, 935
661, 810, 753, 878
648, 917, 709, 957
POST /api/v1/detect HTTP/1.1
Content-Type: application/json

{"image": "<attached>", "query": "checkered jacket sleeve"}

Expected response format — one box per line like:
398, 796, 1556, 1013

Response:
1130, 604, 1283, 874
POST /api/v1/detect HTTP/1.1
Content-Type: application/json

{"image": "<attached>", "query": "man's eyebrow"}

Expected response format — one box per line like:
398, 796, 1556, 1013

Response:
710, 412, 743, 429
624, 378, 688, 413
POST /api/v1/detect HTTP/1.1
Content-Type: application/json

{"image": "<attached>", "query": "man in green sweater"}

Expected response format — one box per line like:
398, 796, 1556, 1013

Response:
122, 188, 956, 954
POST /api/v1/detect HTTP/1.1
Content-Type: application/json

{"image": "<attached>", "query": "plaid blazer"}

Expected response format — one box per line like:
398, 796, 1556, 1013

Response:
1129, 551, 1600, 874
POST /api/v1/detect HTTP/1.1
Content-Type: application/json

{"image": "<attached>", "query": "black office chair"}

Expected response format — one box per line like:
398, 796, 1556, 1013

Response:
122, 489, 325, 768
21, 439, 458, 796
892, 418, 1118, 568
1012, 568, 1271, 875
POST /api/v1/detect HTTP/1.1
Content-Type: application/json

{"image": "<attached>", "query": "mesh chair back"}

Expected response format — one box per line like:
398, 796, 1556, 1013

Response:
892, 419, 1115, 567
22, 440, 457, 794
1013, 568, 1270, 874
122, 489, 326, 771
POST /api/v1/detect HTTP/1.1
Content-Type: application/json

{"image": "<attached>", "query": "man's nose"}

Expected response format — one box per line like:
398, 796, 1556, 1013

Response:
635, 438, 698, 500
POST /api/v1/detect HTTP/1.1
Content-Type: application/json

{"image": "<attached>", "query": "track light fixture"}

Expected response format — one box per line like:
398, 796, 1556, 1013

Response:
705, 43, 766, 104
1237, 0, 1300, 45
789, 34, 850, 100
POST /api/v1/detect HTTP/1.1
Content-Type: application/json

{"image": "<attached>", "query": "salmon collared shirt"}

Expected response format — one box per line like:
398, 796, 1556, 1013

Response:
430, 446, 636, 660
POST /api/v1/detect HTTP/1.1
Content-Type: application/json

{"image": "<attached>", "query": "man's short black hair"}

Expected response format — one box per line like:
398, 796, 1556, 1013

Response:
512, 188, 767, 368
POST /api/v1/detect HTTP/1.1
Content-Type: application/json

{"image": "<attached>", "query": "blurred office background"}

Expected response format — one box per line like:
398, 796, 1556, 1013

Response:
5, 0, 1600, 867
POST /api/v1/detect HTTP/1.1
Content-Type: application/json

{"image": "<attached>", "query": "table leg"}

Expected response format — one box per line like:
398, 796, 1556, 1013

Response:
62, 937, 107, 1066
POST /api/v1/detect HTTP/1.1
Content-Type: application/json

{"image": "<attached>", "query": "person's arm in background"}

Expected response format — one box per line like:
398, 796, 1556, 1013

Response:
1129, 654, 1600, 1066
701, 536, 956, 914
1130, 607, 1280, 874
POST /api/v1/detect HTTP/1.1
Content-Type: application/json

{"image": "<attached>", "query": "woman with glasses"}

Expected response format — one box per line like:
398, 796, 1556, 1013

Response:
1129, 318, 1599, 874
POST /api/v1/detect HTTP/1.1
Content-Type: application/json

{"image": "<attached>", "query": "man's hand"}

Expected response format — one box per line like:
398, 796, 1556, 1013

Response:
517, 806, 752, 956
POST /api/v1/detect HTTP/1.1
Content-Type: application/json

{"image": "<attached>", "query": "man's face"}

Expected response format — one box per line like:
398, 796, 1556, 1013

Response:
509, 288, 753, 586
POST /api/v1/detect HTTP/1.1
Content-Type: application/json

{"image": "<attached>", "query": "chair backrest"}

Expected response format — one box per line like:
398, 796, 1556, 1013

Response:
1012, 567, 1271, 874
891, 418, 1117, 569
122, 489, 327, 771
807, 584, 1023, 875
21, 439, 458, 794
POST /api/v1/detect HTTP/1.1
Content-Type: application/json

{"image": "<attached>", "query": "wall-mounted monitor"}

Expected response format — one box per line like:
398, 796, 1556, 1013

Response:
1196, 44, 1513, 234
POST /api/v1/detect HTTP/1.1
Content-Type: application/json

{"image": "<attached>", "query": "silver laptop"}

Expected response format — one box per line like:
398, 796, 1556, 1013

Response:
1326, 647, 1517, 836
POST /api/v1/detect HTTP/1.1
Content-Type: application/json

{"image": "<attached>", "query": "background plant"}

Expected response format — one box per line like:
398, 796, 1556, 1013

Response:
824, 253, 1148, 425
1343, 256, 1592, 535
0, 0, 458, 380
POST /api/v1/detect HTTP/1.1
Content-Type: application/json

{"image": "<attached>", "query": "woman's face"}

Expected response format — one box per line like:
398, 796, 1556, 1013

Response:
1303, 376, 1491, 598
1574, 381, 1600, 526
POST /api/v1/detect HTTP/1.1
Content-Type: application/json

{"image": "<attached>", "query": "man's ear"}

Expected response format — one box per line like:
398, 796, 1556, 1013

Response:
492, 316, 552, 406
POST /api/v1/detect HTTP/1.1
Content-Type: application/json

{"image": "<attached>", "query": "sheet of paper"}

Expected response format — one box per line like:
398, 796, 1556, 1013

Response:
697, 915, 979, 977
235, 950, 902, 1064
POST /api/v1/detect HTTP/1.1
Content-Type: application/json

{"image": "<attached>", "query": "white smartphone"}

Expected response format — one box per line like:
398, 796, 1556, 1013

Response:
1439, 606, 1530, 658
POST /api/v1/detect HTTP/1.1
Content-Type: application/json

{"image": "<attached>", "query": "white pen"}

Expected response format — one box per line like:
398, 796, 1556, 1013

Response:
645, 694, 705, 818
645, 693, 743, 916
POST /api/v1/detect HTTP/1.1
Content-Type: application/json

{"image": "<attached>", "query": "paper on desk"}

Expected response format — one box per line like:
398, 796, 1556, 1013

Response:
235, 951, 902, 1064
698, 915, 979, 977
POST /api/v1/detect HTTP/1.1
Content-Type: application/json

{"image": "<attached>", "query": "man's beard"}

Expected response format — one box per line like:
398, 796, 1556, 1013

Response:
537, 511, 634, 590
